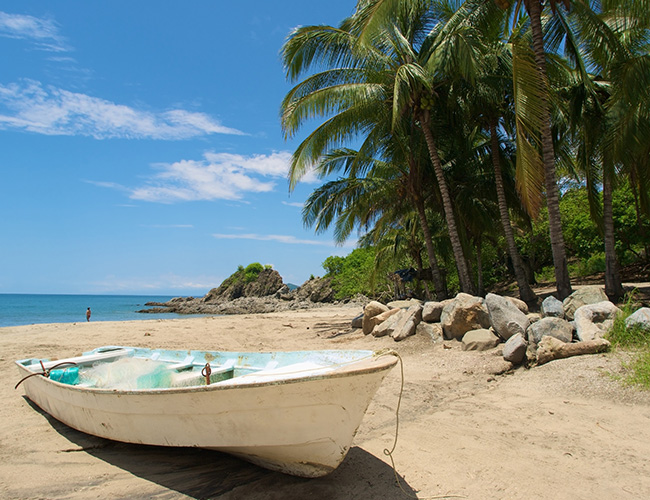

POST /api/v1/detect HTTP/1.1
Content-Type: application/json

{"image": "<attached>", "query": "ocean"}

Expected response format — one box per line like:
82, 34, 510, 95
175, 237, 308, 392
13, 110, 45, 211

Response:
0, 294, 192, 327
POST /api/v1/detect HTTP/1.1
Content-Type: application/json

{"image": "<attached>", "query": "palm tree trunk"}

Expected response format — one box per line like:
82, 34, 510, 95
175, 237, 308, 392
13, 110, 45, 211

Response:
419, 111, 476, 295
414, 195, 448, 299
476, 234, 484, 296
603, 168, 624, 301
489, 120, 537, 304
528, 0, 573, 300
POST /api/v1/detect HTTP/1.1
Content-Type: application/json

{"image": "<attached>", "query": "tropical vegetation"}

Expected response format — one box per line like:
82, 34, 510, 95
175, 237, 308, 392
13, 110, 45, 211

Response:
281, 0, 650, 304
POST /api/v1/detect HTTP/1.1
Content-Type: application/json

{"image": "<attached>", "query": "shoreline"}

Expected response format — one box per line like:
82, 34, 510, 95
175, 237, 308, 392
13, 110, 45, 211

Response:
2, 305, 650, 499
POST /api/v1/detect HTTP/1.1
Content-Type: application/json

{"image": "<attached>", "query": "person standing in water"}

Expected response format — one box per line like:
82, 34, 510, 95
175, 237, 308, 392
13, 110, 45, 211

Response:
86, 307, 91, 322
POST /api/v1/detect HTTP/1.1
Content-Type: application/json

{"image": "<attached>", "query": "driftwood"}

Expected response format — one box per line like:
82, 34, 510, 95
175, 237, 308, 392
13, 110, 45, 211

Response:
536, 336, 611, 365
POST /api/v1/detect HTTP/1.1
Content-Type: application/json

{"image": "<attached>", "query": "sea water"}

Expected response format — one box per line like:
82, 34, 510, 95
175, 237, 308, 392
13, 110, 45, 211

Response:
0, 294, 191, 327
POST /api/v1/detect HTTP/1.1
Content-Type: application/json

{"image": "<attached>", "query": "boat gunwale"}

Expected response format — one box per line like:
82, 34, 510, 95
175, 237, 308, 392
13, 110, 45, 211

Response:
15, 350, 398, 396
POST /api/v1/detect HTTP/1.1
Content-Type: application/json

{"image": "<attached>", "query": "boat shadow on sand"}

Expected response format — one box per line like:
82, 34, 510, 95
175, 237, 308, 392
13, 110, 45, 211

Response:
26, 398, 417, 499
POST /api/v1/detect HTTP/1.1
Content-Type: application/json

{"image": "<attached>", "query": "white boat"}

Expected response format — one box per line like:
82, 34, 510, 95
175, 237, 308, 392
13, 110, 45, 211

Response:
15, 345, 397, 477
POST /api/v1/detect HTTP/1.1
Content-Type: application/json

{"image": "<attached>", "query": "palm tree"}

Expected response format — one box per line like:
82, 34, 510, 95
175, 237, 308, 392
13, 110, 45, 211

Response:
494, 0, 575, 299
281, 1, 484, 295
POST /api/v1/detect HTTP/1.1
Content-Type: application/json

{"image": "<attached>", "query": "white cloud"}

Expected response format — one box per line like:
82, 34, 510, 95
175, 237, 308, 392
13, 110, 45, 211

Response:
282, 201, 304, 208
213, 233, 335, 246
0, 80, 244, 139
0, 11, 68, 52
127, 151, 294, 203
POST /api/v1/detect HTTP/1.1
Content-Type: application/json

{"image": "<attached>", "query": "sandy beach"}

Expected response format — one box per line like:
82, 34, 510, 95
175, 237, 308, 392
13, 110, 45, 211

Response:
2, 304, 650, 500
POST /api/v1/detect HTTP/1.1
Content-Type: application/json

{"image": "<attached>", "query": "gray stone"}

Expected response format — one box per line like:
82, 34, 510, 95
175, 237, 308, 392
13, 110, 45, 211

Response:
541, 295, 564, 318
422, 301, 445, 323
563, 286, 609, 320
527, 317, 574, 345
461, 328, 500, 351
625, 307, 650, 333
441, 293, 491, 340
574, 301, 621, 341
351, 314, 363, 329
502, 333, 528, 365
485, 293, 530, 341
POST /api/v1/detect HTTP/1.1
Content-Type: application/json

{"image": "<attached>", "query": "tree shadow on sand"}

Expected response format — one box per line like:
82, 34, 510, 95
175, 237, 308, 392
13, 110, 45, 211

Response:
26, 398, 417, 499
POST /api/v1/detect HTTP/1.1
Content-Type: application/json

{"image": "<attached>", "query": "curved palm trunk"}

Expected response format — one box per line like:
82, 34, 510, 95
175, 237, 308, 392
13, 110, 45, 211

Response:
489, 120, 537, 304
528, 0, 572, 300
603, 169, 624, 301
419, 111, 475, 295
413, 195, 448, 299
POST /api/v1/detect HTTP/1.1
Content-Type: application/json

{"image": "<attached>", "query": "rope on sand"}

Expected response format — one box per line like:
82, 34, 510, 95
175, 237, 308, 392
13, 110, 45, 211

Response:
376, 350, 467, 500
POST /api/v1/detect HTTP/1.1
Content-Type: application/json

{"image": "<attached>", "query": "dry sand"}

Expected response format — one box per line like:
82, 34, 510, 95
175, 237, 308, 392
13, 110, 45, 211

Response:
2, 305, 650, 500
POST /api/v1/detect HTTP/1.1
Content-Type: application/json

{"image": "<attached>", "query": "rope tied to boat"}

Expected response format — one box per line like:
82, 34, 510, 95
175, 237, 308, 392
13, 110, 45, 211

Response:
376, 350, 466, 500
14, 361, 78, 389
201, 363, 212, 385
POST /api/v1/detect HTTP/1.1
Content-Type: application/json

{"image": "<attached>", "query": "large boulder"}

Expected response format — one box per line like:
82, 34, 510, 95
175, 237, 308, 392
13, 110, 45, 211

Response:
527, 317, 574, 345
392, 304, 424, 342
485, 293, 530, 341
563, 286, 609, 320
440, 293, 491, 340
362, 301, 390, 335
625, 307, 650, 333
462, 329, 500, 351
574, 301, 621, 341
204, 268, 284, 302
541, 295, 564, 318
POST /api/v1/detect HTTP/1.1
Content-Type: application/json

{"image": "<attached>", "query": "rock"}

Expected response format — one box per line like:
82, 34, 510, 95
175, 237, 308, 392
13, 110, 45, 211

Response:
541, 295, 564, 318
416, 322, 442, 342
362, 301, 390, 335
506, 296, 529, 315
485, 293, 530, 341
368, 307, 402, 334
205, 268, 284, 302
422, 301, 445, 323
440, 293, 491, 340
527, 317, 574, 345
527, 313, 541, 324
574, 301, 621, 341
372, 310, 405, 338
392, 304, 424, 341
387, 299, 423, 309
502, 333, 528, 365
536, 336, 611, 365
563, 286, 609, 320
351, 314, 363, 329
462, 329, 500, 351
625, 307, 650, 332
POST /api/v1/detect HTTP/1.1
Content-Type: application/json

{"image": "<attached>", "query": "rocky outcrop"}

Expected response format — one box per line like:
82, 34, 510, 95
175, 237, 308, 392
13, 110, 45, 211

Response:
141, 272, 341, 316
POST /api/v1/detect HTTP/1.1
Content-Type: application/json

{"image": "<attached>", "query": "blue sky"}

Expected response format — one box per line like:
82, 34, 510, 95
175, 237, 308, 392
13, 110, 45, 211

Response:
0, 1, 359, 295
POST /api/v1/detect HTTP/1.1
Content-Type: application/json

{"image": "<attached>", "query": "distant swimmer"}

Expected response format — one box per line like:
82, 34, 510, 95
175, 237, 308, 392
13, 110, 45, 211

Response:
86, 307, 91, 322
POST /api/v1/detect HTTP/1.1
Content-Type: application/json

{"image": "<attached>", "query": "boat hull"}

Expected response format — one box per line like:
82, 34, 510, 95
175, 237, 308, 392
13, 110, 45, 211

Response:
16, 349, 397, 477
